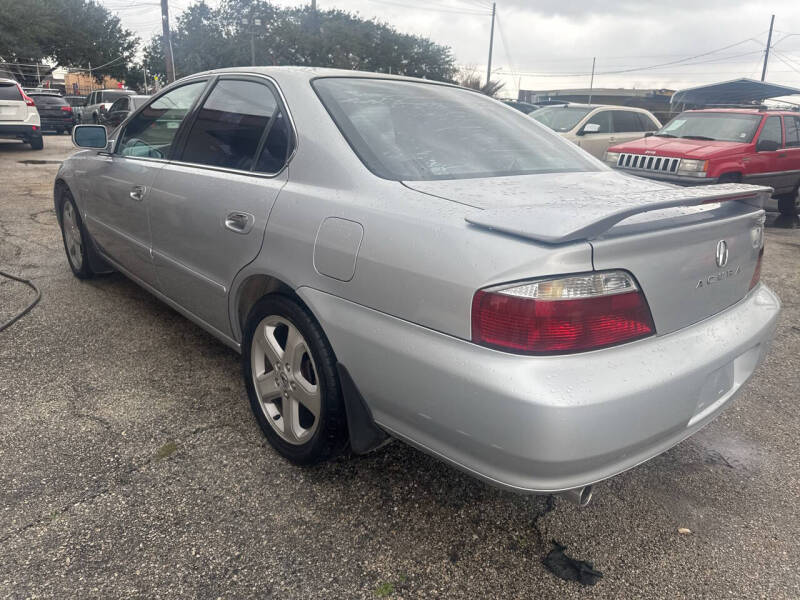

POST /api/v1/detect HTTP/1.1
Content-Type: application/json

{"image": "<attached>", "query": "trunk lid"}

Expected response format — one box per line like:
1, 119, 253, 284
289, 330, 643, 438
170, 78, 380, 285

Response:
407, 174, 769, 336
590, 202, 765, 334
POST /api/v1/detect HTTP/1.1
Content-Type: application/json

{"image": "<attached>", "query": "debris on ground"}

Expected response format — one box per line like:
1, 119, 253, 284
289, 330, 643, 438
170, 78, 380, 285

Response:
678, 527, 692, 535
542, 540, 603, 586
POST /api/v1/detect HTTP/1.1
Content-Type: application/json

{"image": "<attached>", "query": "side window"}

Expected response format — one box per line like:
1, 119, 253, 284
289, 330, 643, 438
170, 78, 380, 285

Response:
637, 113, 659, 131
256, 109, 293, 173
785, 116, 800, 148
110, 98, 126, 112
117, 81, 205, 159
582, 110, 611, 134
612, 110, 644, 133
179, 79, 284, 171
758, 116, 783, 149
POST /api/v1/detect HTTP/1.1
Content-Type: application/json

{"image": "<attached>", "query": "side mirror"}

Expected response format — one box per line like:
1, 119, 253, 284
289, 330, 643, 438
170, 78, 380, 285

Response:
579, 122, 601, 136
72, 124, 108, 149
756, 139, 780, 152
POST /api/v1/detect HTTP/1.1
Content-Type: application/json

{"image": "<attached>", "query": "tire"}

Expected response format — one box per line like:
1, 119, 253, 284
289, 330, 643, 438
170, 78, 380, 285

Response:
717, 173, 741, 184
58, 190, 94, 279
243, 295, 348, 465
29, 136, 43, 150
777, 187, 799, 216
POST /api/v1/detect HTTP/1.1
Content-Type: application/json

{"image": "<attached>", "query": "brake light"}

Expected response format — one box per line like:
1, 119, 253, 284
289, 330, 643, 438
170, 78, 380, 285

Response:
471, 271, 655, 354
749, 247, 764, 290
60, 105, 72, 112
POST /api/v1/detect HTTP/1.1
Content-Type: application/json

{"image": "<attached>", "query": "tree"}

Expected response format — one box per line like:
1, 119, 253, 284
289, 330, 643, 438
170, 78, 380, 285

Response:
0, 0, 138, 83
142, 0, 456, 83
456, 67, 506, 97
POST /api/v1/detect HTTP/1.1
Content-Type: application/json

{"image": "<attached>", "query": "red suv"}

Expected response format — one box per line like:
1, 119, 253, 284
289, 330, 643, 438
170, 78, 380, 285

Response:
605, 108, 800, 215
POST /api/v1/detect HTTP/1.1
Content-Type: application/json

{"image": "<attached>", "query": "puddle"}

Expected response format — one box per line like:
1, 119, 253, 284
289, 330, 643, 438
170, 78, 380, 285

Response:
17, 159, 62, 165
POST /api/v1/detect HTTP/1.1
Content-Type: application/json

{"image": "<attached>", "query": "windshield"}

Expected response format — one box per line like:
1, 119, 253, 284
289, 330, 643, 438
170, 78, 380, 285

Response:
530, 106, 593, 132
313, 79, 597, 181
656, 112, 762, 143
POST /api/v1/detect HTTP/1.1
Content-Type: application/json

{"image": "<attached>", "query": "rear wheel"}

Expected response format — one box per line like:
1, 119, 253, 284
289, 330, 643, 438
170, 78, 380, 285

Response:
778, 186, 799, 216
243, 295, 348, 465
29, 136, 43, 150
59, 191, 94, 279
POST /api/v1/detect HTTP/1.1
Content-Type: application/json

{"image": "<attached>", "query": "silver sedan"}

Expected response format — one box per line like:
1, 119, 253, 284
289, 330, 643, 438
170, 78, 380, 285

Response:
55, 68, 780, 505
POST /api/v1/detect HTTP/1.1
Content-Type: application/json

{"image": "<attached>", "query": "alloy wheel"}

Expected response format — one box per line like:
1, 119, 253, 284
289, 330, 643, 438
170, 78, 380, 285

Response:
250, 315, 321, 445
62, 201, 83, 271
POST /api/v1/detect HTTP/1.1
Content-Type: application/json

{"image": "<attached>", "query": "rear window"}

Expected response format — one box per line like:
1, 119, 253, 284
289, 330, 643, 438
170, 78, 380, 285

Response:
101, 91, 132, 103
0, 83, 22, 101
313, 78, 597, 181
31, 95, 67, 106
531, 106, 593, 132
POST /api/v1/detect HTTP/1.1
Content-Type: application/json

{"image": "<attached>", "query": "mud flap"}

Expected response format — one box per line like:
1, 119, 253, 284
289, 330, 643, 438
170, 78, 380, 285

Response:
337, 363, 389, 454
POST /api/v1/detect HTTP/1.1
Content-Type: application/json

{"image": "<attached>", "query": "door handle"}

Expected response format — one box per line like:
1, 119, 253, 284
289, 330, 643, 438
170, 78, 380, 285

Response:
129, 185, 146, 201
224, 211, 255, 234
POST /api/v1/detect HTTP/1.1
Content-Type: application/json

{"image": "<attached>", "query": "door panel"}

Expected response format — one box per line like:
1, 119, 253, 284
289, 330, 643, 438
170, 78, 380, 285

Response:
148, 76, 293, 335
83, 80, 209, 285
82, 156, 162, 285
149, 165, 287, 334
746, 116, 791, 192
781, 115, 800, 189
576, 110, 613, 158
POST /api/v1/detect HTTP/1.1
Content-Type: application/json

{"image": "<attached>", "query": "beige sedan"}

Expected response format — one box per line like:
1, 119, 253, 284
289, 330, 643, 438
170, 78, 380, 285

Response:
531, 103, 661, 159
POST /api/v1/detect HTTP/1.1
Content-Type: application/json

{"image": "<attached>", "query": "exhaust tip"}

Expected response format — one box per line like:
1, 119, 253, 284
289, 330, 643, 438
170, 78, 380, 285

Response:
558, 485, 593, 507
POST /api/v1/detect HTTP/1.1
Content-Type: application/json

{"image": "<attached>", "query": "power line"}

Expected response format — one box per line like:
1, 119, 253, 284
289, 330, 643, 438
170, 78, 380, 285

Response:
367, 0, 490, 15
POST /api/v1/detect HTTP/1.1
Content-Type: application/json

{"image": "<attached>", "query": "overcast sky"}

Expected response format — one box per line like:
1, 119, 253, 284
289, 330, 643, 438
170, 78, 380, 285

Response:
103, 0, 800, 97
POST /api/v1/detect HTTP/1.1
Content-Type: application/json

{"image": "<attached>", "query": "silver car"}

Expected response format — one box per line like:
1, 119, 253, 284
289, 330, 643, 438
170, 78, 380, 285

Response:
56, 68, 780, 505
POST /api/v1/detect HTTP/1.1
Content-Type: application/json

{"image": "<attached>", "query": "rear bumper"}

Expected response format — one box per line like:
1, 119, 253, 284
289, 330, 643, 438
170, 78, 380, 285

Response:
0, 124, 41, 139
614, 167, 719, 186
300, 284, 780, 493
40, 117, 74, 130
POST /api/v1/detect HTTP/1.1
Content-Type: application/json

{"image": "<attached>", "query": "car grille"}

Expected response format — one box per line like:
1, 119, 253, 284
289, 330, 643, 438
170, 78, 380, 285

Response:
616, 153, 680, 174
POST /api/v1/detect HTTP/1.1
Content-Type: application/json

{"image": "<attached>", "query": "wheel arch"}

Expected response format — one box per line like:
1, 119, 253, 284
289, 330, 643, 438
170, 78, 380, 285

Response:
233, 273, 389, 454
233, 273, 308, 341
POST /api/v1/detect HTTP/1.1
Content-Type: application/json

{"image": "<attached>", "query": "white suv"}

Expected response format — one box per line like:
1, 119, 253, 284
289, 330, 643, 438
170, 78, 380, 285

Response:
531, 104, 661, 159
0, 78, 43, 150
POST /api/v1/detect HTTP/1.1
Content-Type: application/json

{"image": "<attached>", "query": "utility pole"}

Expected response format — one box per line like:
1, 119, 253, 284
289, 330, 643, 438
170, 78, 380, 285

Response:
143, 63, 149, 94
242, 17, 262, 66
161, 0, 176, 83
761, 14, 775, 82
486, 2, 496, 86
588, 57, 596, 104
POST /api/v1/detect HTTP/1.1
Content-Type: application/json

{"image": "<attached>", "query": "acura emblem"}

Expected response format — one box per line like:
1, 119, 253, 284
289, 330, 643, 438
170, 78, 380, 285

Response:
715, 240, 729, 268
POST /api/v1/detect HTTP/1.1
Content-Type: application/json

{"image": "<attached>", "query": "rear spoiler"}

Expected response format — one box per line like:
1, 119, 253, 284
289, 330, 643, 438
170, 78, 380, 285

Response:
465, 183, 771, 245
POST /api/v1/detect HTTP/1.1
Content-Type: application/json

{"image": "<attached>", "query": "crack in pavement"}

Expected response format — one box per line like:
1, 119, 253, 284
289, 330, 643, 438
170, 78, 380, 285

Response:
0, 422, 236, 545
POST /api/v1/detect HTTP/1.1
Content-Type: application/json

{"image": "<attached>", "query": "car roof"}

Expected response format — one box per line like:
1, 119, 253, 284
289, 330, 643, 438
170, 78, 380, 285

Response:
683, 108, 797, 116
0, 78, 19, 85
186, 66, 462, 88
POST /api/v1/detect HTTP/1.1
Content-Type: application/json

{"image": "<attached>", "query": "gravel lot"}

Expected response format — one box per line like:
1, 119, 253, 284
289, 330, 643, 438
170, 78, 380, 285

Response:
1, 134, 799, 599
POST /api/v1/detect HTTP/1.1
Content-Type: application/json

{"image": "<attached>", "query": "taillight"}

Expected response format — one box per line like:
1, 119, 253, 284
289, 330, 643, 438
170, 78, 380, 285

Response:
17, 85, 35, 107
61, 105, 72, 112
749, 247, 764, 290
471, 271, 655, 354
